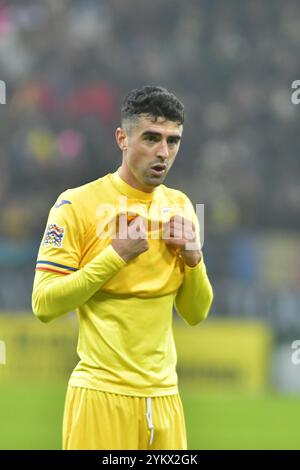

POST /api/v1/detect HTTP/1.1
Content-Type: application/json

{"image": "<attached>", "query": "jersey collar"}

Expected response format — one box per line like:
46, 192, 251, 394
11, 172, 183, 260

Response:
110, 170, 156, 201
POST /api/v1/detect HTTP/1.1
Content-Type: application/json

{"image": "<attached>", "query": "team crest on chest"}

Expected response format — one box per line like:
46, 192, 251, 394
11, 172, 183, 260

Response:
43, 224, 65, 248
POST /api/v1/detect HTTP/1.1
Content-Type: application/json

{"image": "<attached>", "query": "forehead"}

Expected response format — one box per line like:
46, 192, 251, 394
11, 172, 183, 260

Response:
134, 115, 183, 137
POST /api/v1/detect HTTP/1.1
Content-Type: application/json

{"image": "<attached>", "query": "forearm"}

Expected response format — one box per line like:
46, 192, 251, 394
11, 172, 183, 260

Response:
175, 258, 213, 326
32, 245, 126, 322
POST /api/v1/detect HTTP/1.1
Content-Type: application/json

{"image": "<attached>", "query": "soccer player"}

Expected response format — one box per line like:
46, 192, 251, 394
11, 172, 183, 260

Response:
32, 86, 213, 450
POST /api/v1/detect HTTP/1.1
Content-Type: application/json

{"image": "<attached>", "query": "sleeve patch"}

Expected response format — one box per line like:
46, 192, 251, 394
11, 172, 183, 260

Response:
42, 224, 65, 248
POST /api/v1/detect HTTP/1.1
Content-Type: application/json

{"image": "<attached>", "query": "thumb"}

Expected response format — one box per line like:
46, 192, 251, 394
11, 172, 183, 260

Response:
118, 213, 129, 239
128, 216, 147, 239
138, 217, 147, 238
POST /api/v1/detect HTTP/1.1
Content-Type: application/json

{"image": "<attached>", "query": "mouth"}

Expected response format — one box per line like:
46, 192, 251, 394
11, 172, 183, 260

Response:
149, 163, 167, 177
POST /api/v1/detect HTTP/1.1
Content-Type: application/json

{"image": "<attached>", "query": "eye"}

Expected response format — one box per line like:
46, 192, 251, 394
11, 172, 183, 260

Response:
144, 134, 159, 143
168, 138, 179, 146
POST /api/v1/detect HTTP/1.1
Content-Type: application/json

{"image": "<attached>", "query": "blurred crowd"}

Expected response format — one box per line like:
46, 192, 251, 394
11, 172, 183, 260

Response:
0, 0, 299, 328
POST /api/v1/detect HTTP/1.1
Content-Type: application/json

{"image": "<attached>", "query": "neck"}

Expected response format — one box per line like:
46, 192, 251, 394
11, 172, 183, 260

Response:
118, 164, 154, 193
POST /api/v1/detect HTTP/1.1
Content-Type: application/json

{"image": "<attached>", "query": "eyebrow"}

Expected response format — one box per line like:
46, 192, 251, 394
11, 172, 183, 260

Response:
141, 131, 181, 141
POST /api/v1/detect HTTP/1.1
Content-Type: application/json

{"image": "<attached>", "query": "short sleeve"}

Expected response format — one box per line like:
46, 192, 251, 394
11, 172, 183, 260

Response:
35, 191, 84, 275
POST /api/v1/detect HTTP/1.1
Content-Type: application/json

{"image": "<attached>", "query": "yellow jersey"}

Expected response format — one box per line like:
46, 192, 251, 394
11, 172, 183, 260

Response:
32, 170, 213, 396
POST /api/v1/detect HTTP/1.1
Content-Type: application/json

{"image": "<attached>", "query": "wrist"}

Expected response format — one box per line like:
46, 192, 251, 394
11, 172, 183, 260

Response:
180, 249, 202, 267
111, 241, 130, 263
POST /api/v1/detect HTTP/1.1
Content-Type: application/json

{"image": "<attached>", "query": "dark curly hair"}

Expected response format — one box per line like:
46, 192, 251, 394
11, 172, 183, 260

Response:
121, 86, 184, 129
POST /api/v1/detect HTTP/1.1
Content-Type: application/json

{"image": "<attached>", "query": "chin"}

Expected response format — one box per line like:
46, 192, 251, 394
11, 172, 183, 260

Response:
145, 177, 165, 188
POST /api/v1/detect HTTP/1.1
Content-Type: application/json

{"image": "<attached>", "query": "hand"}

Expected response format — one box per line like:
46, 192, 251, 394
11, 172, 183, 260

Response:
111, 214, 149, 262
163, 215, 202, 267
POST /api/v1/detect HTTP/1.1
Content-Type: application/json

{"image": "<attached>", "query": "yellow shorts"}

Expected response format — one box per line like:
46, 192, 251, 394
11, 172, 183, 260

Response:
63, 386, 187, 450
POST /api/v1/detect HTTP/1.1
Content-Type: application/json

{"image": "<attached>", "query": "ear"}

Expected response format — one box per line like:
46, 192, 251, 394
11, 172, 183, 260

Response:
115, 127, 128, 151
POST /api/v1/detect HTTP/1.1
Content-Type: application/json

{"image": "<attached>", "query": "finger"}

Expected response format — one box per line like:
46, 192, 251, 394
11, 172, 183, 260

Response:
168, 215, 183, 227
172, 228, 184, 239
171, 226, 192, 239
129, 215, 145, 228
183, 229, 196, 241
118, 213, 129, 238
137, 217, 147, 238
128, 213, 142, 226
169, 217, 193, 232
128, 216, 148, 239
165, 238, 186, 248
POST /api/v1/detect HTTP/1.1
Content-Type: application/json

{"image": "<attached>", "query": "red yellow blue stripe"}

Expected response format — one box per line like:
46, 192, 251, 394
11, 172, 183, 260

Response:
36, 260, 78, 275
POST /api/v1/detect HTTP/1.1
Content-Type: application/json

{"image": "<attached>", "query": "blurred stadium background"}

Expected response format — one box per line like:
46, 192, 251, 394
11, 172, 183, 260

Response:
1, 0, 300, 449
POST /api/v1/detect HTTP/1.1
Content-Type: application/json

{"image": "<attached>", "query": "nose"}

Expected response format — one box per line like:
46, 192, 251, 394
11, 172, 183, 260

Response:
157, 139, 169, 159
